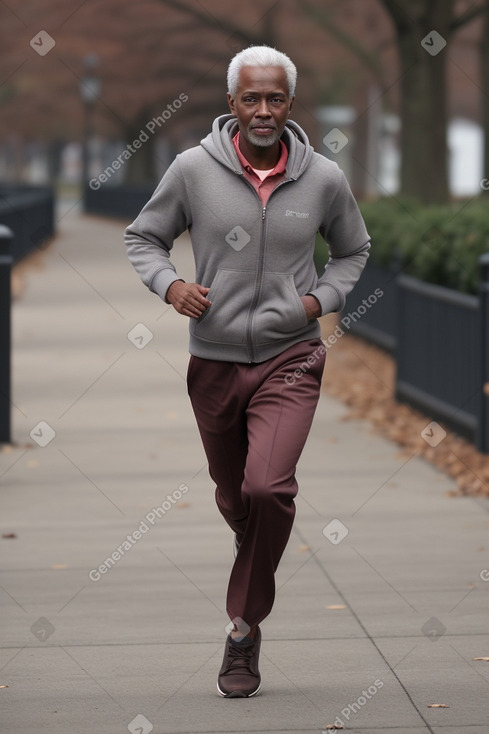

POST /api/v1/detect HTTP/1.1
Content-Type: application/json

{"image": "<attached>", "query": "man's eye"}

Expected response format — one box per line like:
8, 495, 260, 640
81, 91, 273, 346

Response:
243, 97, 256, 103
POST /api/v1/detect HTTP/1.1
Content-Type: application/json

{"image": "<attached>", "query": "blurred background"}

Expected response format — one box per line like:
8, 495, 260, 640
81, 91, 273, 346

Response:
2, 0, 489, 459
0, 0, 488, 202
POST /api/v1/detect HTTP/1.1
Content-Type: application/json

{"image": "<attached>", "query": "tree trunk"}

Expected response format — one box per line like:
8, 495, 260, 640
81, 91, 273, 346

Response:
392, 2, 453, 203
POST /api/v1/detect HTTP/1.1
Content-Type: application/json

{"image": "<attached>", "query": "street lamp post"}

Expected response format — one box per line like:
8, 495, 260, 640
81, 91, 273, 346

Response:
79, 54, 101, 208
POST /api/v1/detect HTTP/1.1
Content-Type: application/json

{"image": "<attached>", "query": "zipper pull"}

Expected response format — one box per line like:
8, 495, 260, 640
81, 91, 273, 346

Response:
262, 207, 266, 220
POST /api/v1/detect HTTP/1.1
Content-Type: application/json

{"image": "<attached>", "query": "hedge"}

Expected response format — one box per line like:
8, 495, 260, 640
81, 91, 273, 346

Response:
314, 197, 489, 295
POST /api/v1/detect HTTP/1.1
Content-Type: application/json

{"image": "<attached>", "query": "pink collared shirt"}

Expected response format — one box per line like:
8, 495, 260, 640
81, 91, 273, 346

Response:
232, 132, 288, 206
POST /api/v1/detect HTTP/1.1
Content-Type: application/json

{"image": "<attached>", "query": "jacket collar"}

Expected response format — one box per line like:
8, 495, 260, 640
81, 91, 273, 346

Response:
200, 114, 314, 180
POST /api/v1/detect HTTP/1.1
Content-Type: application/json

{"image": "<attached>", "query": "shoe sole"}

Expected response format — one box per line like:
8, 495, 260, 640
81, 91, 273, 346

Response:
217, 681, 261, 698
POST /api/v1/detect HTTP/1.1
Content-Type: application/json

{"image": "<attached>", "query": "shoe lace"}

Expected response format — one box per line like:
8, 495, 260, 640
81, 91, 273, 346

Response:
224, 642, 255, 674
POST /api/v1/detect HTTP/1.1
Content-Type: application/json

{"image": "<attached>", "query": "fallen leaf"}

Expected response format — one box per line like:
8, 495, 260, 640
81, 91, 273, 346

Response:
428, 703, 449, 708
1, 533, 17, 539
323, 725, 344, 730
473, 657, 489, 661
51, 564, 68, 570
175, 502, 190, 509
320, 319, 489, 498
326, 605, 346, 610
0, 685, 8, 689
297, 545, 310, 552
27, 460, 39, 469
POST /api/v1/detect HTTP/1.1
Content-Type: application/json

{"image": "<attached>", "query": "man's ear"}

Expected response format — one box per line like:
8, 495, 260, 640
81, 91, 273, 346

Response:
227, 93, 236, 115
288, 95, 295, 113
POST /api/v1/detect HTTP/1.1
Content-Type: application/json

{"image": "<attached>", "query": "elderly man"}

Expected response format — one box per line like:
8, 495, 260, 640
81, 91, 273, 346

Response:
125, 45, 370, 698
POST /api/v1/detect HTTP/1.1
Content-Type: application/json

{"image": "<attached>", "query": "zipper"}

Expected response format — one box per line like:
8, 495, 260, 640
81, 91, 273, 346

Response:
244, 204, 267, 363
239, 176, 292, 363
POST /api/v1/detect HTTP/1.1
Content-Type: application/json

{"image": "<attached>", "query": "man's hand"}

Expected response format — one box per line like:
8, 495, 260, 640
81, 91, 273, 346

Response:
300, 294, 322, 320
167, 280, 211, 318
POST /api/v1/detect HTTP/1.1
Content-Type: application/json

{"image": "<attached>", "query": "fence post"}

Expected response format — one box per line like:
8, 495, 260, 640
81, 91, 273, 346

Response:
478, 253, 489, 453
0, 225, 13, 443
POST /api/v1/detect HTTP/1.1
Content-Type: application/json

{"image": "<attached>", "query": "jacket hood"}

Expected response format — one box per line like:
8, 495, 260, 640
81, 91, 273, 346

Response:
200, 114, 314, 180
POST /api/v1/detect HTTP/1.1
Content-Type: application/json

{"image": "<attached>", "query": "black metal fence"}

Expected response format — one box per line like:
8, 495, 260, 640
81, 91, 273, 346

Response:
0, 185, 55, 443
84, 183, 155, 220
396, 275, 479, 441
0, 184, 55, 263
343, 255, 489, 452
342, 259, 398, 353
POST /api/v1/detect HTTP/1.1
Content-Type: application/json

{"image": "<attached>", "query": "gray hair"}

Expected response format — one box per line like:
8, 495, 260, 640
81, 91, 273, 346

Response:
227, 45, 297, 99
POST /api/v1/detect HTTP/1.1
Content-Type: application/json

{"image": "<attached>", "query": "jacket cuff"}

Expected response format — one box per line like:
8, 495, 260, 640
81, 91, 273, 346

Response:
151, 270, 184, 303
307, 285, 341, 316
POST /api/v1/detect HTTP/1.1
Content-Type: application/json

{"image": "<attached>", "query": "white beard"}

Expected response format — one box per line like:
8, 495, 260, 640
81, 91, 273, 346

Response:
245, 128, 280, 148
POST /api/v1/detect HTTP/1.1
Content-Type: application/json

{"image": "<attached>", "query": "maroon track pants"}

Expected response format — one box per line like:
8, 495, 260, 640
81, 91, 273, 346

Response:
187, 338, 326, 630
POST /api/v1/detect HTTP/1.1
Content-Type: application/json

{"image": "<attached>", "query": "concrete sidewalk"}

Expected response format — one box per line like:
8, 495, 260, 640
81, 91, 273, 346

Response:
1, 206, 489, 734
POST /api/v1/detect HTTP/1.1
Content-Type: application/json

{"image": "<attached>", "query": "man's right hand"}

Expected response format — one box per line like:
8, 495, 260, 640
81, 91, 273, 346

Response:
166, 280, 211, 318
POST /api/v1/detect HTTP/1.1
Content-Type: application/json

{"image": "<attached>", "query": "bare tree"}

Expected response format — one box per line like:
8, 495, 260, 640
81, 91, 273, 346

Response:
380, 0, 488, 203
300, 0, 488, 204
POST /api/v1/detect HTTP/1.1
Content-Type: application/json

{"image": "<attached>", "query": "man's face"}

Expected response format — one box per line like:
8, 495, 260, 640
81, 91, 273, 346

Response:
227, 65, 295, 149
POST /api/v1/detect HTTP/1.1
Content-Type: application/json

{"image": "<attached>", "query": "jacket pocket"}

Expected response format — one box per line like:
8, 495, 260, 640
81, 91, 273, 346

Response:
190, 269, 309, 347
253, 271, 309, 345
190, 268, 254, 345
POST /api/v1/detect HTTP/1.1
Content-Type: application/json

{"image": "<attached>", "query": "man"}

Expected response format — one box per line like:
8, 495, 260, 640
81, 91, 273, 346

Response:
125, 45, 370, 698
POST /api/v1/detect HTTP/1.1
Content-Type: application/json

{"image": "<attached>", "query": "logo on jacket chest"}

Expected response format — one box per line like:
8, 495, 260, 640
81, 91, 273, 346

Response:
285, 209, 310, 219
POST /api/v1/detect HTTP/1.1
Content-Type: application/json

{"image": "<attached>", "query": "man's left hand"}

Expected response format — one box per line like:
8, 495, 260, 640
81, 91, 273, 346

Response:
300, 295, 322, 320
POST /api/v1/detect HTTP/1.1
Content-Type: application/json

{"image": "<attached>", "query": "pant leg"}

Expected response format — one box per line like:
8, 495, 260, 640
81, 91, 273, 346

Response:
226, 340, 326, 628
187, 356, 251, 537
187, 339, 326, 629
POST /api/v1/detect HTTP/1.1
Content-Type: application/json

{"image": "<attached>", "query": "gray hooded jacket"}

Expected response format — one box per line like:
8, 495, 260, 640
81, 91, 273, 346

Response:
125, 114, 370, 363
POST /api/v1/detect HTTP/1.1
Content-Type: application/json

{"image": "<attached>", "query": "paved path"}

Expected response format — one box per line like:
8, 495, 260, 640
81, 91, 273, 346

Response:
1, 206, 489, 734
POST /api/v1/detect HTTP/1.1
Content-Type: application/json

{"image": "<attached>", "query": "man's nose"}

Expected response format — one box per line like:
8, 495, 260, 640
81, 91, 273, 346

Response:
256, 99, 271, 117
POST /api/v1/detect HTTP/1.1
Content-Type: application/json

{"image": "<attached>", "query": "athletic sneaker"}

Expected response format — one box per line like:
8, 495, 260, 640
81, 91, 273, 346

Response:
217, 627, 261, 698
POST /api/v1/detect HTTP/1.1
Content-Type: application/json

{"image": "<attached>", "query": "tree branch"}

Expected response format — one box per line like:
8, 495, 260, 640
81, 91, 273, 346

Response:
297, 0, 387, 86
450, 0, 488, 33
154, 0, 264, 45
377, 0, 415, 32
